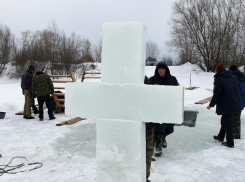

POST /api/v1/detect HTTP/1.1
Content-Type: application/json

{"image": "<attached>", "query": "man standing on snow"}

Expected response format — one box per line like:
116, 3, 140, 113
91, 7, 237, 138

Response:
207, 64, 243, 148
148, 61, 179, 156
21, 65, 36, 119
32, 71, 55, 121
229, 65, 245, 139
144, 75, 155, 182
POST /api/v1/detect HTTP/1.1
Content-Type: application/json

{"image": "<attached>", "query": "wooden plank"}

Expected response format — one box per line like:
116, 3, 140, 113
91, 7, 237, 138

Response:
56, 117, 84, 126
195, 96, 212, 104
50, 75, 71, 77
54, 87, 65, 89
185, 86, 199, 90
54, 93, 65, 96
15, 111, 24, 115
70, 71, 76, 82
52, 81, 74, 83
15, 103, 47, 115
56, 99, 65, 102
85, 72, 101, 75
84, 77, 101, 79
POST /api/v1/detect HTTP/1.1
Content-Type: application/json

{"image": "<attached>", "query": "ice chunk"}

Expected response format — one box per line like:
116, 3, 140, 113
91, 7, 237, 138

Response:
101, 22, 146, 84
65, 83, 184, 124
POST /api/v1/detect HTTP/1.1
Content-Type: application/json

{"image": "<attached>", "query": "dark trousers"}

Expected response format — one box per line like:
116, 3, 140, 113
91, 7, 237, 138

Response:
37, 95, 54, 119
32, 98, 38, 113
146, 128, 154, 179
146, 123, 166, 146
232, 111, 241, 139
218, 114, 234, 146
164, 124, 174, 136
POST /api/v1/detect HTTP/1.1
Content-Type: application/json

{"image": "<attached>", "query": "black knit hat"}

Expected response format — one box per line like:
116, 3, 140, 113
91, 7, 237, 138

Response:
229, 65, 238, 72
28, 65, 35, 71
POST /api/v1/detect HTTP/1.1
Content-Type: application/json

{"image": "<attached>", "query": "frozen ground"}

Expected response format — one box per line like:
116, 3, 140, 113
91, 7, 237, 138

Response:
1, 63, 245, 182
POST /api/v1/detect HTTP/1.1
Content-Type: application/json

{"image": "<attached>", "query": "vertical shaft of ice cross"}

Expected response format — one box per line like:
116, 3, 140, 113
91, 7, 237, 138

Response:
96, 22, 146, 182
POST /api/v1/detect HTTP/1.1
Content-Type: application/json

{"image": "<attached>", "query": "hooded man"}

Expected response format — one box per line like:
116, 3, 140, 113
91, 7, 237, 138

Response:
229, 65, 245, 139
207, 64, 243, 148
21, 65, 36, 119
148, 61, 179, 156
32, 71, 55, 121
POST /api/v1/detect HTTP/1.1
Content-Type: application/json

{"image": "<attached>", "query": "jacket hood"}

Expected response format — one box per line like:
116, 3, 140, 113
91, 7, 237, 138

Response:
36, 71, 44, 75
232, 69, 245, 83
214, 69, 232, 79
154, 62, 171, 77
26, 70, 32, 74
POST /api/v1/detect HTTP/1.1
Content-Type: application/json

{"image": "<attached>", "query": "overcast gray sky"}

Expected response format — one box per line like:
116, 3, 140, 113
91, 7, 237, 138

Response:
1, 0, 177, 60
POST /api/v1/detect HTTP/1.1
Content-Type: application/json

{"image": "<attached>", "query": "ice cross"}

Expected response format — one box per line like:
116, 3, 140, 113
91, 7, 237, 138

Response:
66, 22, 184, 182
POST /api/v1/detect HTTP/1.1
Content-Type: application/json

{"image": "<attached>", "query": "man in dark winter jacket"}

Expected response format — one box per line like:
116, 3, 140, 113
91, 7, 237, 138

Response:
207, 64, 243, 148
21, 65, 36, 119
229, 65, 245, 139
147, 61, 179, 156
32, 71, 55, 121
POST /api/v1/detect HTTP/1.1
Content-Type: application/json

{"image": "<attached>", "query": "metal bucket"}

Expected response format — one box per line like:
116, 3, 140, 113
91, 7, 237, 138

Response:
182, 110, 199, 127
0, 112, 6, 119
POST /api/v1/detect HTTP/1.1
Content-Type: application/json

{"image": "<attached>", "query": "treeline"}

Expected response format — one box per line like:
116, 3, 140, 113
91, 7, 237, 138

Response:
0, 22, 102, 78
169, 0, 245, 72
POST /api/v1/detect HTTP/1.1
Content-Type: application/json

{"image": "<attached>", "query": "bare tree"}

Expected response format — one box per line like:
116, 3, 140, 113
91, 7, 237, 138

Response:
93, 39, 102, 63
169, 0, 244, 72
9, 21, 95, 77
161, 56, 174, 66
146, 41, 160, 59
0, 25, 15, 75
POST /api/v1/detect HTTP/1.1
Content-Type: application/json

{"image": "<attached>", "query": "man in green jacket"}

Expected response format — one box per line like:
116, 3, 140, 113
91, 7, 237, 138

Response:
32, 71, 55, 121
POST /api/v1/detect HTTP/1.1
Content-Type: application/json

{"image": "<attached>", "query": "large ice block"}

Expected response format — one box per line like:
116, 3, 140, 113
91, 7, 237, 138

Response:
101, 22, 146, 84
65, 21, 184, 182
96, 120, 146, 182
65, 83, 184, 124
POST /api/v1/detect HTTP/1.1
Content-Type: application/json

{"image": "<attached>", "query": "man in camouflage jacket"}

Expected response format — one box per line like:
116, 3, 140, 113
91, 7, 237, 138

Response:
32, 71, 55, 121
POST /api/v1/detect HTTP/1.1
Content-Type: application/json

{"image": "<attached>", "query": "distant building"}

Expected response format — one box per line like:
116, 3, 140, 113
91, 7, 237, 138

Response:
146, 57, 157, 66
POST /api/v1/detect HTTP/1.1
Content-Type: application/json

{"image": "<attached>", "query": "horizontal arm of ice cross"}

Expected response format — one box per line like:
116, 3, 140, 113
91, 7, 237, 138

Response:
65, 82, 184, 124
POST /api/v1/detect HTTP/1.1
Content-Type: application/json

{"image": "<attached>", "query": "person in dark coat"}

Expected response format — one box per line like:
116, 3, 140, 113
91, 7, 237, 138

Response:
21, 65, 36, 119
148, 61, 179, 156
229, 65, 245, 139
32, 71, 55, 121
207, 64, 243, 148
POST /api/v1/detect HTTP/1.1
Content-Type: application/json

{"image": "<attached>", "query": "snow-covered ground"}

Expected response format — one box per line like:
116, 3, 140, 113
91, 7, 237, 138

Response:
1, 63, 245, 182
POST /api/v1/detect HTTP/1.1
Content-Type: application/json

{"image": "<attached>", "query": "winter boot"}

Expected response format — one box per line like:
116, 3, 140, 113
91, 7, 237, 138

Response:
26, 116, 35, 119
222, 142, 234, 148
34, 110, 39, 114
162, 134, 167, 148
49, 116, 56, 120
39, 118, 43, 121
213, 135, 222, 142
154, 131, 163, 156
155, 143, 162, 156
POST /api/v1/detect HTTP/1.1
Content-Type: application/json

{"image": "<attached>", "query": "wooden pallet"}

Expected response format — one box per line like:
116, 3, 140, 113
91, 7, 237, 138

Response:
81, 69, 101, 82
195, 96, 212, 104
47, 71, 76, 113
56, 117, 84, 126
